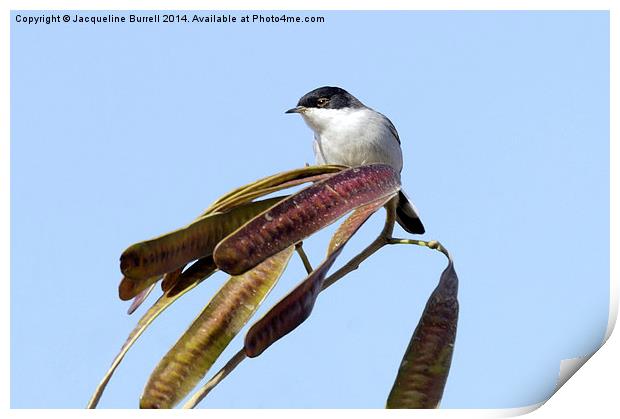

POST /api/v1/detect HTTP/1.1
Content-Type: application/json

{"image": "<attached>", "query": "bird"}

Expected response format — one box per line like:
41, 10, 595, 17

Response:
286, 86, 425, 234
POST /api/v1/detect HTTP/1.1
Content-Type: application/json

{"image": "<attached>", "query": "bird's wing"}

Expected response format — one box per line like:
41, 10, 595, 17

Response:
382, 114, 401, 145
313, 134, 327, 164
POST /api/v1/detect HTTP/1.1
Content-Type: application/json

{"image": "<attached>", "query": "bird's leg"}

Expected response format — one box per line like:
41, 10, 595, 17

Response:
295, 241, 314, 274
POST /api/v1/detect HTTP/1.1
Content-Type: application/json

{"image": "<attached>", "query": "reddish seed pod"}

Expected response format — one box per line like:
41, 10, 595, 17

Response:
244, 195, 393, 358
244, 245, 343, 358
214, 164, 401, 276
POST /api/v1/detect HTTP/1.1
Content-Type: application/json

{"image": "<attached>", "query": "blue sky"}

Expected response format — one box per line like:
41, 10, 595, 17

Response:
10, 10, 609, 408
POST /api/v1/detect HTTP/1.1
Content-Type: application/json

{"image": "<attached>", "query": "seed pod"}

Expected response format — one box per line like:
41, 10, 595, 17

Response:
118, 275, 160, 302
127, 283, 157, 315
212, 173, 337, 214
140, 246, 295, 409
87, 266, 215, 409
205, 165, 345, 214
326, 196, 393, 254
118, 196, 285, 299
214, 164, 400, 276
160, 268, 184, 293
386, 261, 459, 409
165, 256, 218, 298
244, 195, 393, 358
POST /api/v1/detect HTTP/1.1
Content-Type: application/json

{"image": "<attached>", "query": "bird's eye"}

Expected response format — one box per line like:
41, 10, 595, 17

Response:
317, 97, 329, 107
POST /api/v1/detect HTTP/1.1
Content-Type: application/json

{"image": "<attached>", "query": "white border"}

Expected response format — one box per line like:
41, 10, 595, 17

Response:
2, 1, 617, 417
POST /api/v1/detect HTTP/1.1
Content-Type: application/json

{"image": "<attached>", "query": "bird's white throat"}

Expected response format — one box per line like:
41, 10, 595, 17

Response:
300, 107, 369, 135
300, 107, 403, 171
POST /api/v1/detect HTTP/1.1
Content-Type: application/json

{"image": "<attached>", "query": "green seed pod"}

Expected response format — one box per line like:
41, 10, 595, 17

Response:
87, 267, 212, 409
118, 196, 286, 300
386, 261, 459, 409
140, 246, 295, 409
212, 173, 336, 214
206, 165, 345, 214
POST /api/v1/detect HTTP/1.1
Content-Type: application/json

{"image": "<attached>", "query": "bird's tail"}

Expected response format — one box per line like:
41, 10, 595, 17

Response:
396, 190, 425, 234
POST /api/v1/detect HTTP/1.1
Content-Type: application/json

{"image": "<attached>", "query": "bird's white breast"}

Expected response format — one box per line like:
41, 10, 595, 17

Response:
301, 107, 403, 172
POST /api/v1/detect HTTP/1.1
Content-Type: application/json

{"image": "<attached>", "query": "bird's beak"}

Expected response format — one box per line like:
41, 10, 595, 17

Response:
285, 106, 305, 114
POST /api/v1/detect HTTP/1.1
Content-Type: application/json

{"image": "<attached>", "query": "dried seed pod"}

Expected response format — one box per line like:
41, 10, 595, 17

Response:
140, 247, 295, 409
127, 283, 157, 315
244, 195, 393, 358
211, 172, 341, 214
165, 256, 218, 298
326, 196, 394, 254
118, 275, 160, 302
386, 261, 459, 409
87, 266, 215, 409
160, 267, 184, 293
243, 248, 341, 359
118, 196, 285, 300
205, 165, 345, 214
214, 164, 400, 276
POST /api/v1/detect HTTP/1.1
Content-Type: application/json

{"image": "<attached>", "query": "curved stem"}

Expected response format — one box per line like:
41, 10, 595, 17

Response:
387, 238, 451, 260
321, 235, 388, 291
321, 196, 397, 291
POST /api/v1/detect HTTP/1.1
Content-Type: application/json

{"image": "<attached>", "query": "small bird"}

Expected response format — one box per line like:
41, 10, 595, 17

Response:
286, 86, 425, 234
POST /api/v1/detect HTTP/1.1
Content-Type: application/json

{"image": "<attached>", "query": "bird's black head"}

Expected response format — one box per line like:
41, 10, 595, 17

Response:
286, 86, 364, 113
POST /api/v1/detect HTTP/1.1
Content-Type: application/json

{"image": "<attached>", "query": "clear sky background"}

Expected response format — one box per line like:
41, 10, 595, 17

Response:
10, 10, 609, 408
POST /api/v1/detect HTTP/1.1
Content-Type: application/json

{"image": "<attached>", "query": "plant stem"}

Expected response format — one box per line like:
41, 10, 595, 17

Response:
321, 196, 397, 291
322, 200, 454, 291
321, 235, 387, 291
387, 238, 451, 260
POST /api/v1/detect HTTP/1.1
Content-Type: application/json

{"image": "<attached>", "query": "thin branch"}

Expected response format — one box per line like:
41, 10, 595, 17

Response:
321, 196, 397, 291
387, 238, 451, 260
295, 242, 314, 274
321, 236, 387, 291
182, 348, 248, 409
